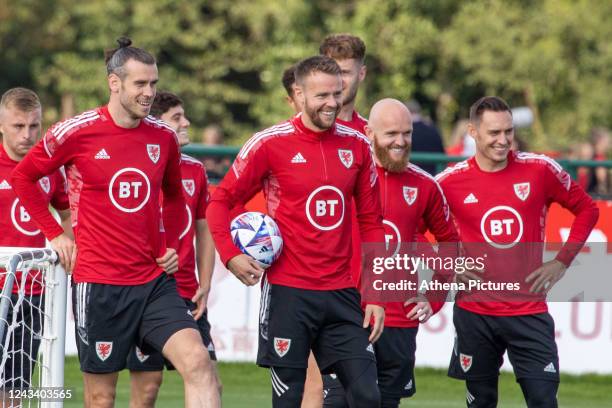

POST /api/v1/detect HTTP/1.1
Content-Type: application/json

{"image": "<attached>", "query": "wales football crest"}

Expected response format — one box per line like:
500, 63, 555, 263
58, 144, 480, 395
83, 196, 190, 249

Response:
513, 182, 530, 201
147, 144, 160, 164
403, 186, 418, 206
338, 149, 353, 168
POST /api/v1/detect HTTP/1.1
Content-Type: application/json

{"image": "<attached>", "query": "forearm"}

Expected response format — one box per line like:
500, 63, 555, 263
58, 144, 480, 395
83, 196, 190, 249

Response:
556, 197, 599, 266
548, 171, 600, 266
206, 197, 243, 265
196, 220, 216, 292
58, 209, 74, 240
11, 166, 63, 240
162, 192, 185, 250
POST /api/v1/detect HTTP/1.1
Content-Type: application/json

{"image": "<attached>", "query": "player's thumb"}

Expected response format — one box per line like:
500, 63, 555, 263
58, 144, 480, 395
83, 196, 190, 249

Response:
362, 308, 372, 328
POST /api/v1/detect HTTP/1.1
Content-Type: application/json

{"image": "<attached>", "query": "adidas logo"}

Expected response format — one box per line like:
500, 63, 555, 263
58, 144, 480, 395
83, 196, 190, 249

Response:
95, 148, 110, 159
463, 193, 478, 204
466, 390, 476, 403
544, 362, 556, 373
291, 152, 307, 163
259, 246, 269, 253
366, 343, 374, 354
0, 180, 11, 190
404, 379, 413, 390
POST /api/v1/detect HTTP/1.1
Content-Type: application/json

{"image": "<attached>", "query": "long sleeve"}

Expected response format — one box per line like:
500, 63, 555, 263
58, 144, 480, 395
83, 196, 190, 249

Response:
354, 141, 385, 244
206, 141, 269, 265
10, 129, 74, 240
162, 137, 186, 251
546, 165, 599, 266
420, 182, 460, 314
353, 142, 385, 307
50, 170, 70, 211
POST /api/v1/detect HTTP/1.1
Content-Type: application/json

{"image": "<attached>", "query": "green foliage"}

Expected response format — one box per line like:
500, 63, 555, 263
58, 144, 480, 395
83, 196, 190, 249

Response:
1, 0, 610, 148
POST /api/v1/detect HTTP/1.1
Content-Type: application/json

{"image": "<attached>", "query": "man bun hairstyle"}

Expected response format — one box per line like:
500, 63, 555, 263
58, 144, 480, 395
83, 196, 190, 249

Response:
294, 56, 341, 86
104, 36, 156, 79
469, 96, 512, 125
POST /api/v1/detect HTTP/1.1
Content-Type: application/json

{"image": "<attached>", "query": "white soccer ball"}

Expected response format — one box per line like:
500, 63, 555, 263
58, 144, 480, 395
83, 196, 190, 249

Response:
230, 211, 283, 268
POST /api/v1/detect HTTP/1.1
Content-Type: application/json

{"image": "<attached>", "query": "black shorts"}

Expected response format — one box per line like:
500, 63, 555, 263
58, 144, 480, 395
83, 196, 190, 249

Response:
72, 273, 198, 373
448, 305, 560, 382
126, 300, 217, 371
1, 294, 43, 388
323, 327, 418, 403
257, 279, 374, 372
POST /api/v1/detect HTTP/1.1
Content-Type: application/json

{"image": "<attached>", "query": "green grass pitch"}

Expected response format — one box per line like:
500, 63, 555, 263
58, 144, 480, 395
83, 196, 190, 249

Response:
59, 358, 611, 407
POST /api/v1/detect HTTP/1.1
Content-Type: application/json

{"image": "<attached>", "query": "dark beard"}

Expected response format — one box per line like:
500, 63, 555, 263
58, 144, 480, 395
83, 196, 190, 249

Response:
120, 98, 148, 120
305, 104, 338, 130
373, 137, 410, 172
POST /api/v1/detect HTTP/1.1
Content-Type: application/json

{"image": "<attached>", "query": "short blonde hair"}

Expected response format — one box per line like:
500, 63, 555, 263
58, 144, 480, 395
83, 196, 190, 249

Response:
0, 87, 41, 112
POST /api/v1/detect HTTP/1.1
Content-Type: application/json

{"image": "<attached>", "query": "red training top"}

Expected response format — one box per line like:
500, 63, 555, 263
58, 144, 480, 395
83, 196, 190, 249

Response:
172, 153, 209, 299
0, 144, 69, 295
207, 114, 384, 290
436, 151, 598, 316
10, 106, 185, 285
356, 163, 460, 327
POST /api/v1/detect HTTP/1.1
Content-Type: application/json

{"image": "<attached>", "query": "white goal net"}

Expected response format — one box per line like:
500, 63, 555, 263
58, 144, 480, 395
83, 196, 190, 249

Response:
0, 248, 67, 408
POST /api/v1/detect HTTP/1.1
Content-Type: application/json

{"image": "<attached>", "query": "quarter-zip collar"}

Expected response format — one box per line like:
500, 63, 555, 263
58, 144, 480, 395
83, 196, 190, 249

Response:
470, 151, 514, 175
291, 114, 336, 142
100, 105, 146, 131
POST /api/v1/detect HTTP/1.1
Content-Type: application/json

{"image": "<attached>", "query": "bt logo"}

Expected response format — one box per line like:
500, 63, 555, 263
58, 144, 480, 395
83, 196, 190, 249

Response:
109, 168, 151, 213
480, 206, 524, 249
306, 186, 345, 231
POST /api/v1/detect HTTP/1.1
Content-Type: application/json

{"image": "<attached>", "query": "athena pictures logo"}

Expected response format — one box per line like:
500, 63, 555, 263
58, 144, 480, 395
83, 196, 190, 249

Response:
305, 185, 345, 231
108, 168, 151, 213
480, 205, 524, 249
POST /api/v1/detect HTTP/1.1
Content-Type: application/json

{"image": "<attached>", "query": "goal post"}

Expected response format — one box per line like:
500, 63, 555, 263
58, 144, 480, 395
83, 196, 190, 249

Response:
0, 247, 68, 408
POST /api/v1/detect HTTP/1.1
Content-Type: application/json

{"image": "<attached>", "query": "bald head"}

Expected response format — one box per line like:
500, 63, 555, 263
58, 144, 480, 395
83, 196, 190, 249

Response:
366, 98, 413, 172
368, 98, 412, 131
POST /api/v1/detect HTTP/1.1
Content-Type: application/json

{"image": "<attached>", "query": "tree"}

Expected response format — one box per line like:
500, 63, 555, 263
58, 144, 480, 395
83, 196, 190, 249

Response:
440, 0, 612, 149
1, 0, 610, 149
